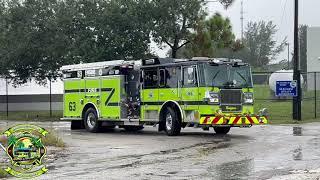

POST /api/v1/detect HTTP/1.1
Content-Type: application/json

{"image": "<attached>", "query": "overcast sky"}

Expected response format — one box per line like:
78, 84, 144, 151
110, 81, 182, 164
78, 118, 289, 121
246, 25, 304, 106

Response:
152, 0, 320, 64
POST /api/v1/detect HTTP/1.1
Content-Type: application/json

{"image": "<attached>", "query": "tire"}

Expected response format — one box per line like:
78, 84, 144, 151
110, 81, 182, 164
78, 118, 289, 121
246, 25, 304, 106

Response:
123, 126, 144, 131
84, 108, 101, 133
213, 127, 231, 135
164, 107, 181, 136
71, 120, 84, 130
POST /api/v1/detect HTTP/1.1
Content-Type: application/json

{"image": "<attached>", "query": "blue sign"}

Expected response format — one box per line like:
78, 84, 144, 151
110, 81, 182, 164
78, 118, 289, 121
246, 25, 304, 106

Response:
276, 81, 298, 97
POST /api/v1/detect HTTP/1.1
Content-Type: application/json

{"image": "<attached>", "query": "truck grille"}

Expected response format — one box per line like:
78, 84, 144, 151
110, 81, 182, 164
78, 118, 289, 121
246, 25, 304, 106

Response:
220, 89, 242, 105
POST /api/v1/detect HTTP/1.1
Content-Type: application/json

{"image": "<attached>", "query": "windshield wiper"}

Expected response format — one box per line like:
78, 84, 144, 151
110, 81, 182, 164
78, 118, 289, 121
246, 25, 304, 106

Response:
236, 71, 249, 87
211, 70, 221, 87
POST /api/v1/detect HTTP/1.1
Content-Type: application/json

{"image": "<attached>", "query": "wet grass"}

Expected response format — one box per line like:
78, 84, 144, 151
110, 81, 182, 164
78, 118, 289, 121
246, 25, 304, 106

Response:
254, 85, 320, 124
41, 129, 65, 148
0, 111, 62, 121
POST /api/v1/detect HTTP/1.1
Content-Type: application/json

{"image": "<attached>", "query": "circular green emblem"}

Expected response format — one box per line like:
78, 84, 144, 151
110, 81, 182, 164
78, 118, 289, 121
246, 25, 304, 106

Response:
1, 125, 48, 178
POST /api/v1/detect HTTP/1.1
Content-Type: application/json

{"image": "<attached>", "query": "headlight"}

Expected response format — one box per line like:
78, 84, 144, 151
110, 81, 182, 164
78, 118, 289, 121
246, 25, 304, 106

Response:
204, 91, 219, 104
243, 92, 254, 104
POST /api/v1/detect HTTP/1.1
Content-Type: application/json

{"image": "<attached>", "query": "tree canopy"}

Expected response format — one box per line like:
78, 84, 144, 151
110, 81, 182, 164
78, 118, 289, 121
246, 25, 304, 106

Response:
177, 13, 236, 58
299, 25, 307, 73
152, 0, 235, 58
0, 0, 154, 84
242, 21, 287, 68
0, 0, 235, 84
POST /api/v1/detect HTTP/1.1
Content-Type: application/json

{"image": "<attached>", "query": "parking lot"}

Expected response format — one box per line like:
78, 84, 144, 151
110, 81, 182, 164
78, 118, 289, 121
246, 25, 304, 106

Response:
1, 121, 320, 179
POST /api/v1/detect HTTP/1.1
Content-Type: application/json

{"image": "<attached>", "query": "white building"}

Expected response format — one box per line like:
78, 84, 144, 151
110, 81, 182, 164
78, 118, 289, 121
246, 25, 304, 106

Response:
307, 27, 320, 90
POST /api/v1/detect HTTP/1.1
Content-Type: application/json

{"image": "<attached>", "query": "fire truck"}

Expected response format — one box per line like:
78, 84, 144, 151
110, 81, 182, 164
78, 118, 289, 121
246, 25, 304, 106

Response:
61, 57, 268, 136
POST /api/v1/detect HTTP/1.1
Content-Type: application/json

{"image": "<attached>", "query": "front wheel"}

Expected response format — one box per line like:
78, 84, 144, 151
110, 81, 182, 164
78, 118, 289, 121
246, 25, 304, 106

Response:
164, 107, 181, 136
84, 108, 101, 133
213, 127, 231, 135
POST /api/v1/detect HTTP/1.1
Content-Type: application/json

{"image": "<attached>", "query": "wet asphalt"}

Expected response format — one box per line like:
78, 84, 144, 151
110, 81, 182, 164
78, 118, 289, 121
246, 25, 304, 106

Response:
1, 121, 320, 180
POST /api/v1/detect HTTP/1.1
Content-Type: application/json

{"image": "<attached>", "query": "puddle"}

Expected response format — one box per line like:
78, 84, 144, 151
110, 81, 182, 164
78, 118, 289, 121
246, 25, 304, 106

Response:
293, 127, 302, 136
210, 159, 254, 179
292, 146, 303, 161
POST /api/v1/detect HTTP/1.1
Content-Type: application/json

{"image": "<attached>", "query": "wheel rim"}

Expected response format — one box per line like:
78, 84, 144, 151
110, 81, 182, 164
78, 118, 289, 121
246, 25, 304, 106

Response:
166, 113, 173, 131
87, 112, 96, 128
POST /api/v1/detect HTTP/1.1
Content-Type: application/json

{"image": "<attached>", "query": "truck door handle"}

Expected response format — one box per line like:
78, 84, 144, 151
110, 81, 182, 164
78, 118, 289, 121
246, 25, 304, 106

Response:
160, 93, 164, 96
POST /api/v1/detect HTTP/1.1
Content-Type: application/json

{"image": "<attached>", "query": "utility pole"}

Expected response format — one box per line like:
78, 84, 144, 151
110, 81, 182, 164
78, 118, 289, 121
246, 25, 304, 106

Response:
240, 0, 244, 41
293, 0, 302, 120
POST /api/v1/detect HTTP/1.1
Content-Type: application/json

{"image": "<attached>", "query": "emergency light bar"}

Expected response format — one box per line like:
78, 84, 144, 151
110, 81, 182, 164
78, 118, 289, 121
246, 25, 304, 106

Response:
61, 60, 127, 72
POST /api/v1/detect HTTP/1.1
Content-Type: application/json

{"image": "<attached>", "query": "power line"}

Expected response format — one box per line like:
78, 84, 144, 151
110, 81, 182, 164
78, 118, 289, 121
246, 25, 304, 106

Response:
280, 0, 288, 28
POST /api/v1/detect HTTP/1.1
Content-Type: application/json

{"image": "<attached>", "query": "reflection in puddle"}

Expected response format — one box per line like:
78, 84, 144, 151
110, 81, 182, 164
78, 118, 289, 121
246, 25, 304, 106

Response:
293, 127, 302, 136
292, 146, 303, 161
210, 159, 254, 179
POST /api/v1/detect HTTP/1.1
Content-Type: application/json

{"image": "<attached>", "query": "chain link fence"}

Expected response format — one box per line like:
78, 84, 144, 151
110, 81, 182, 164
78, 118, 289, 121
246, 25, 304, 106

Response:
0, 72, 319, 122
252, 71, 320, 123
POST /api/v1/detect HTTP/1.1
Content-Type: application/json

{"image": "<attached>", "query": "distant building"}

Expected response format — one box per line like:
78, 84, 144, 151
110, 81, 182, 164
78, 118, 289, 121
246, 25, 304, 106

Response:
0, 78, 63, 112
307, 27, 320, 90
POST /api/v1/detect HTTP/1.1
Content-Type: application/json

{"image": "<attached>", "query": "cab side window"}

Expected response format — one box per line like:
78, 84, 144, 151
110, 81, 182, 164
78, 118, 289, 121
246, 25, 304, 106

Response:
144, 69, 158, 88
159, 69, 166, 87
183, 66, 197, 87
159, 67, 180, 88
166, 67, 179, 88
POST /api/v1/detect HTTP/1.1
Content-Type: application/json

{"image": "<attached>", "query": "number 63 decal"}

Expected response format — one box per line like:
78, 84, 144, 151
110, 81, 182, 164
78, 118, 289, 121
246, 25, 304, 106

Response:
69, 102, 76, 111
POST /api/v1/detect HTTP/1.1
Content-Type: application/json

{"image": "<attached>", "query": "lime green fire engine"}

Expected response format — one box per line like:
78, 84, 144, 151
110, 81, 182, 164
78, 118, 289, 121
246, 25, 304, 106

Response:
61, 57, 268, 136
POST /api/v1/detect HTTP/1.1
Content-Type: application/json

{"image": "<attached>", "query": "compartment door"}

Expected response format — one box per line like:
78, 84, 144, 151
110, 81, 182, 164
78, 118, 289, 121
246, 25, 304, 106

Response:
64, 79, 81, 118
100, 76, 122, 120
141, 69, 159, 121
181, 66, 199, 121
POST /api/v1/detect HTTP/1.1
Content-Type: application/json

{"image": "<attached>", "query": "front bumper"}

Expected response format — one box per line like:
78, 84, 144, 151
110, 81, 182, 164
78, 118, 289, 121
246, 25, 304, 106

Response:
200, 115, 268, 125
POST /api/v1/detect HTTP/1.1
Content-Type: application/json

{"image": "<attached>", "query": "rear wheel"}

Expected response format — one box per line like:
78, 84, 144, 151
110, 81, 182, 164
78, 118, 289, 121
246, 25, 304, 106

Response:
213, 127, 231, 135
164, 107, 181, 136
84, 108, 101, 133
123, 126, 144, 131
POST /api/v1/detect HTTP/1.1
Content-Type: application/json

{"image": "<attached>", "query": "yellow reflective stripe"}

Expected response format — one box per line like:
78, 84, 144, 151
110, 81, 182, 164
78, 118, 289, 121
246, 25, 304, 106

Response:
228, 117, 235, 125
209, 117, 214, 124
200, 117, 204, 124
243, 117, 250, 124
261, 116, 268, 124
216, 117, 224, 125
252, 117, 260, 124
201, 116, 268, 125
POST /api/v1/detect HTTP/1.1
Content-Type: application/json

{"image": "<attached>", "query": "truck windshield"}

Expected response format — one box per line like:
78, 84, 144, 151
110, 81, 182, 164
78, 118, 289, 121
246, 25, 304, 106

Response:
203, 64, 253, 88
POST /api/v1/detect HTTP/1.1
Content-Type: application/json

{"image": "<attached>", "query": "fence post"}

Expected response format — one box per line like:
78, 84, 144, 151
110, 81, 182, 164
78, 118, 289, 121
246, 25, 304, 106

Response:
5, 77, 8, 119
49, 78, 52, 118
315, 72, 317, 119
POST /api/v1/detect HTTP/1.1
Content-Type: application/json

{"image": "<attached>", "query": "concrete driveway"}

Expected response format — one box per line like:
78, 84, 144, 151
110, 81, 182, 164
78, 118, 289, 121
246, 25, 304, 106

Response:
1, 121, 320, 179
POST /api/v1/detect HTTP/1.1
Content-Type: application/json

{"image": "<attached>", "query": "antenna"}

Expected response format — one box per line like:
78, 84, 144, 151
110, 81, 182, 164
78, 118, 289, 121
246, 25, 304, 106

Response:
240, 0, 244, 41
